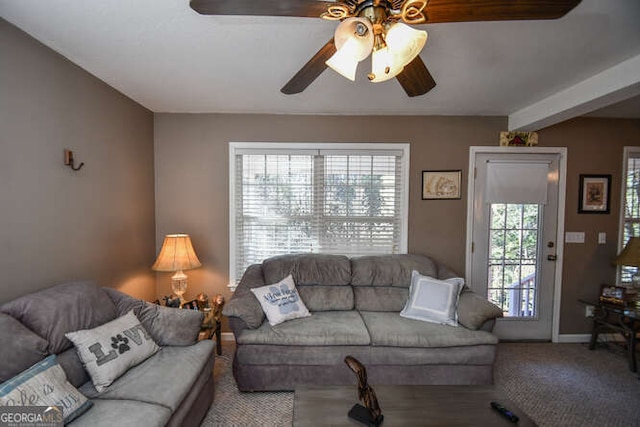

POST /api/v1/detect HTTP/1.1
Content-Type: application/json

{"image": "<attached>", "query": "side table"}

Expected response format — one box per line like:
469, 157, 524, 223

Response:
579, 299, 639, 373
199, 318, 222, 355
199, 294, 225, 355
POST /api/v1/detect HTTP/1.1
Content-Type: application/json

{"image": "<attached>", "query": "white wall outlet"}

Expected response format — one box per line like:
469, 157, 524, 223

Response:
585, 305, 594, 317
598, 232, 606, 244
565, 232, 585, 243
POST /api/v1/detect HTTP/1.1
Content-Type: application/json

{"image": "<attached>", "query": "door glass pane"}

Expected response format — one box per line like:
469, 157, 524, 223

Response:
487, 203, 541, 318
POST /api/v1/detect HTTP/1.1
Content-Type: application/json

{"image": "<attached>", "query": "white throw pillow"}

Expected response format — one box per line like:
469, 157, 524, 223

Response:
400, 271, 465, 326
65, 310, 159, 392
0, 355, 93, 423
250, 275, 311, 326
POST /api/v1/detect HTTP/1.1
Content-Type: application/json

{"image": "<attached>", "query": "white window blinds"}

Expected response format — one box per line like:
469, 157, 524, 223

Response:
485, 161, 549, 205
231, 144, 408, 283
619, 148, 640, 282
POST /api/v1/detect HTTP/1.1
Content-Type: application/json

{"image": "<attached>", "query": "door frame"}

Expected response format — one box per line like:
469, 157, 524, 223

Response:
465, 146, 567, 342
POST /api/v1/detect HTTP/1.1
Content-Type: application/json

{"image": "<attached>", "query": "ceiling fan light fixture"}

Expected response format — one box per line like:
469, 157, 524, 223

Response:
385, 22, 427, 68
326, 37, 363, 81
368, 44, 404, 83
326, 17, 374, 81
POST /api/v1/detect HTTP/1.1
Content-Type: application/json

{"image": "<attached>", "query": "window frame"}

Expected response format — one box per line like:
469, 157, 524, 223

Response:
617, 146, 640, 284
228, 142, 410, 288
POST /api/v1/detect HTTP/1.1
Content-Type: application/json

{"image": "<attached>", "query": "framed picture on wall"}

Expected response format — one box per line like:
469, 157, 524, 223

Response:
599, 284, 626, 305
578, 174, 611, 214
422, 170, 462, 200
181, 299, 200, 310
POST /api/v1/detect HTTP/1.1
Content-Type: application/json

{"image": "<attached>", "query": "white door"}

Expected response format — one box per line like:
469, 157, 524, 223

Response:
467, 148, 565, 341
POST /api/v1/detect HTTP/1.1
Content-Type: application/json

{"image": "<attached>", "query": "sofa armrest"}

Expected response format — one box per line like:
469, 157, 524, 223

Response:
478, 318, 497, 332
222, 264, 266, 329
228, 316, 250, 340
457, 289, 503, 331
103, 287, 203, 346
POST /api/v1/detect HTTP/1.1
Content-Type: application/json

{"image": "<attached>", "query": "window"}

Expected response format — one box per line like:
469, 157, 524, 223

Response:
229, 143, 409, 283
488, 203, 540, 317
618, 147, 640, 283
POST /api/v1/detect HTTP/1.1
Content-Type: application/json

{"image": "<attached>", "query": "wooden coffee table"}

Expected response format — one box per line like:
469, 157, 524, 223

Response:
293, 385, 537, 426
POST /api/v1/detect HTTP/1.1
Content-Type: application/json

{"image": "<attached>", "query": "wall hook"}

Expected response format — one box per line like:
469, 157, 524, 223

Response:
64, 149, 84, 171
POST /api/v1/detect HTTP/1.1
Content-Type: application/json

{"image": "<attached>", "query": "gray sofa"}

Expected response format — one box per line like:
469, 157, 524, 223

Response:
0, 281, 215, 427
224, 253, 504, 392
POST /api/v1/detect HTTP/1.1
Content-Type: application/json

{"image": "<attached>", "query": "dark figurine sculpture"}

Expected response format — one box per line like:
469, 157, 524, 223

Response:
163, 295, 181, 308
344, 355, 383, 426
212, 294, 225, 322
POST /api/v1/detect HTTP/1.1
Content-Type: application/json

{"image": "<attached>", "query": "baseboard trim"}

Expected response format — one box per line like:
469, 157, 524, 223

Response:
556, 334, 591, 343
221, 332, 235, 342
557, 333, 625, 343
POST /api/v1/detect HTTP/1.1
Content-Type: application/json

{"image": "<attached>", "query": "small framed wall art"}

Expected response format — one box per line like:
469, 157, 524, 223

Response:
499, 131, 538, 147
422, 170, 462, 200
599, 284, 626, 305
578, 174, 611, 214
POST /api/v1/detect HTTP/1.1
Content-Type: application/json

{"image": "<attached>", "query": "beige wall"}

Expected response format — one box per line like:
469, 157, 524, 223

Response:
4, 17, 637, 336
0, 19, 156, 302
539, 118, 640, 334
155, 113, 640, 335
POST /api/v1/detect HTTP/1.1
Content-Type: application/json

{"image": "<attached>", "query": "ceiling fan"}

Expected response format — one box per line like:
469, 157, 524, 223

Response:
190, 0, 582, 97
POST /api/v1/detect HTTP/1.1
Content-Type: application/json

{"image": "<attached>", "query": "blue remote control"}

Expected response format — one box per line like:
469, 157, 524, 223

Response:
491, 401, 519, 423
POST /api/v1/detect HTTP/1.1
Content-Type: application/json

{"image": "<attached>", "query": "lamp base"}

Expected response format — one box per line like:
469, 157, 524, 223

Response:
171, 270, 188, 304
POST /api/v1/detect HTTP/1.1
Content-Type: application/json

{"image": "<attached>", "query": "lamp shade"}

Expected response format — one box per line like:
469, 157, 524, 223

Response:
385, 22, 427, 69
326, 38, 363, 81
615, 237, 640, 267
152, 234, 202, 272
326, 17, 373, 81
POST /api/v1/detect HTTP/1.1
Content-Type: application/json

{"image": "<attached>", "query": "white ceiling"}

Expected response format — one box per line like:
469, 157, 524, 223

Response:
1, 0, 639, 130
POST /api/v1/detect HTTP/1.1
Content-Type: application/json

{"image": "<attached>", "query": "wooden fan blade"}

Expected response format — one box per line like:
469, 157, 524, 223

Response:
396, 56, 436, 98
424, 0, 582, 23
281, 39, 337, 95
190, 0, 330, 17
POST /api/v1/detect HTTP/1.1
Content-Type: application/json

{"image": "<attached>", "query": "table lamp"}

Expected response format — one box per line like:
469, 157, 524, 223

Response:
152, 234, 202, 304
615, 236, 640, 290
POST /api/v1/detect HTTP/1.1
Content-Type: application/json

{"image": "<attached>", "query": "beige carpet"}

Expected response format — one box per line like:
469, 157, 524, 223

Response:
201, 342, 640, 426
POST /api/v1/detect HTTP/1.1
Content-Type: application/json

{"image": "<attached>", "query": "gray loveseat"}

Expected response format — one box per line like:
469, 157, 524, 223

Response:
0, 281, 215, 426
224, 253, 503, 392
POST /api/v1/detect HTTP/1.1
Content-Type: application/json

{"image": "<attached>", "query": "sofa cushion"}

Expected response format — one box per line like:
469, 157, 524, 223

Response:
1, 281, 118, 354
359, 311, 499, 348
350, 254, 440, 287
68, 399, 171, 427
0, 355, 93, 423
237, 311, 370, 346
236, 344, 372, 366
103, 287, 203, 346
56, 347, 90, 388
262, 254, 351, 286
457, 289, 504, 330
0, 313, 48, 382
297, 285, 354, 311
251, 275, 311, 326
353, 287, 409, 312
66, 311, 160, 392
400, 272, 464, 326
79, 341, 215, 412
368, 344, 497, 365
